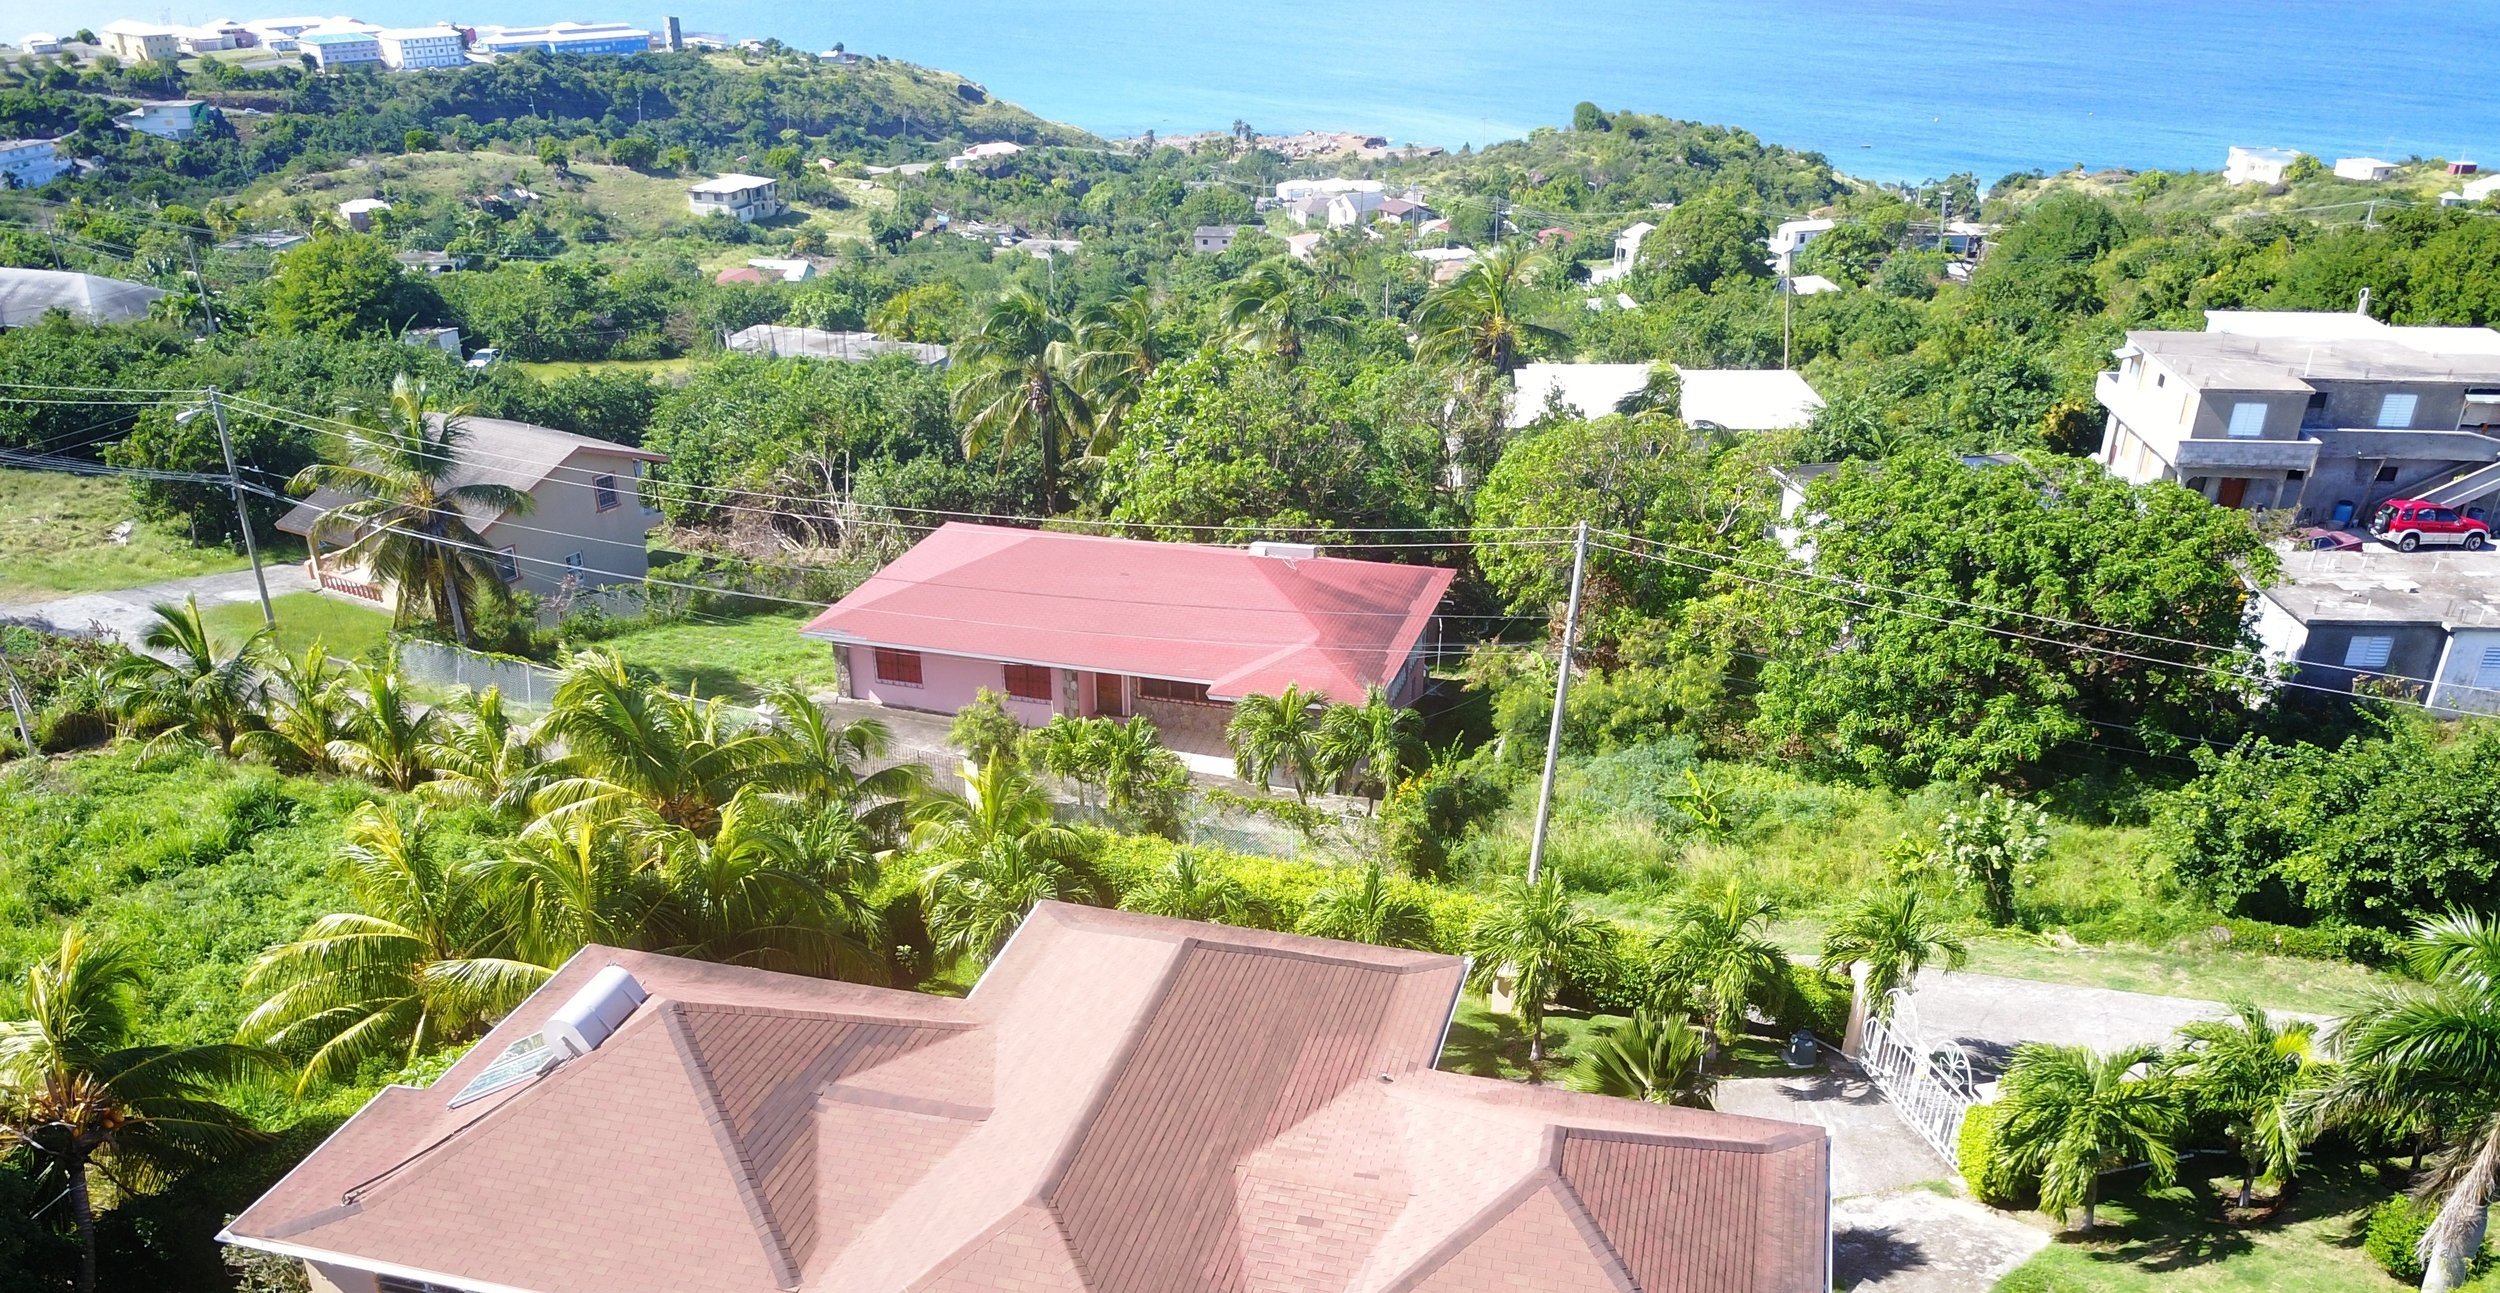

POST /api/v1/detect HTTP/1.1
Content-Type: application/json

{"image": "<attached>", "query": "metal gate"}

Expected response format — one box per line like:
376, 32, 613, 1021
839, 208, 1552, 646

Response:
1856, 988, 1982, 1166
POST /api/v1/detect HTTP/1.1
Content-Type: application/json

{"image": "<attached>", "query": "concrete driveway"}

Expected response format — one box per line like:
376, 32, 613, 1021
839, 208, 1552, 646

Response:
0, 565, 312, 649
1898, 969, 2330, 1081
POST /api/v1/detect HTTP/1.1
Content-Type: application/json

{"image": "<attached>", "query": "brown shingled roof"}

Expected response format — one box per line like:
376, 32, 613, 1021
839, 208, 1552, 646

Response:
225, 903, 1829, 1293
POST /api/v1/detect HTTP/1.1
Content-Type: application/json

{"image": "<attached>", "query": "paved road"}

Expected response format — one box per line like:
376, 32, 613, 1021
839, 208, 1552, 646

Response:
1832, 1189, 2050, 1292
1718, 1069, 1941, 1199
1899, 968, 2330, 1082
0, 564, 314, 649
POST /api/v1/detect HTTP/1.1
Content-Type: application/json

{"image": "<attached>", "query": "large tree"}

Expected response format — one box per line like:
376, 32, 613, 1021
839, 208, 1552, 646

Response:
1415, 243, 1563, 375
1217, 259, 1356, 370
912, 758, 1101, 964
289, 375, 529, 645
0, 928, 272, 1293
264, 233, 421, 338
1737, 452, 2273, 785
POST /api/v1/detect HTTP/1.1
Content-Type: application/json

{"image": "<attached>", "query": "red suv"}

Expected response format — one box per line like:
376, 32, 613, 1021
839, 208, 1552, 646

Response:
2372, 499, 2491, 551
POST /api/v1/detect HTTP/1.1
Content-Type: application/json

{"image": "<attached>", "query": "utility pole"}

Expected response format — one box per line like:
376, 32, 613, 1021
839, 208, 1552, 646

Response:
1526, 521, 1589, 883
186, 241, 218, 335
204, 388, 274, 628
1782, 275, 1794, 370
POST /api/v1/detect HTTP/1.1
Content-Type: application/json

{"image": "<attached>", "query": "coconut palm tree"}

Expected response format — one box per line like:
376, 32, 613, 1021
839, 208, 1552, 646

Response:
1297, 860, 1434, 950
2173, 1000, 2317, 1209
531, 651, 785, 837
236, 643, 349, 774
289, 375, 529, 645
951, 287, 1090, 513
104, 596, 267, 757
1574, 1009, 1714, 1108
327, 661, 438, 792
496, 815, 654, 966
1226, 686, 1321, 800
1468, 868, 1610, 1062
417, 685, 548, 817
1818, 887, 1969, 1020
913, 759, 1099, 964
1659, 883, 1790, 1051
1314, 686, 1419, 812
0, 927, 274, 1293
2304, 910, 2500, 1291
646, 791, 885, 981
752, 681, 923, 841
1218, 259, 1356, 370
1073, 284, 1165, 449
1414, 242, 1564, 376
1998, 1042, 2183, 1232
1120, 848, 1267, 927
240, 803, 550, 1093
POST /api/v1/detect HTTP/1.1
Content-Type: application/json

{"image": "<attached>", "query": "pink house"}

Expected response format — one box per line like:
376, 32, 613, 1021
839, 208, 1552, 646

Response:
799, 523, 1454, 756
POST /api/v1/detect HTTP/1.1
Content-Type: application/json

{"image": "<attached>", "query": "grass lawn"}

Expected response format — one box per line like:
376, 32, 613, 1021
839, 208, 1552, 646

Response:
1993, 1159, 2500, 1292
593, 612, 841, 703
202, 591, 393, 661
0, 469, 251, 603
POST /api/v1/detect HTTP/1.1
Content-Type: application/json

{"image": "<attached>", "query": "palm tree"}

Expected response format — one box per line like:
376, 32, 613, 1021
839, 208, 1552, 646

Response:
1415, 242, 1564, 376
328, 661, 438, 792
1296, 860, 1434, 949
2304, 910, 2500, 1291
0, 927, 273, 1293
1218, 260, 1356, 370
1818, 887, 1969, 1033
1226, 686, 1321, 800
1998, 1042, 2183, 1232
1467, 868, 1610, 1062
1072, 284, 1165, 449
913, 759, 1099, 964
236, 643, 349, 774
104, 596, 267, 756
1574, 1009, 1714, 1107
417, 685, 548, 817
531, 651, 784, 837
753, 682, 923, 842
496, 815, 654, 966
1121, 848, 1267, 927
950, 287, 1090, 513
290, 375, 528, 645
240, 803, 550, 1093
1659, 883, 1790, 1052
2174, 1000, 2317, 1209
1314, 686, 1419, 812
646, 792, 884, 981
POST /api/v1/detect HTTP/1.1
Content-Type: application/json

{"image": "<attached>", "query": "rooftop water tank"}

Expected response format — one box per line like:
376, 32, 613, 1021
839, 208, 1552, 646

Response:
542, 965, 648, 1058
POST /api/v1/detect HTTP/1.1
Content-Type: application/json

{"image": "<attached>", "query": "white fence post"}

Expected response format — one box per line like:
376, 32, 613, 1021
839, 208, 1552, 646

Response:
1853, 988, 1981, 1168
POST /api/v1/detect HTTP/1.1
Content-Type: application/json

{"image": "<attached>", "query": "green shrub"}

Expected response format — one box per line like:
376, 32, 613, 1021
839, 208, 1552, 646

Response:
1560, 924, 1667, 1015
1957, 1101, 2033, 1208
2213, 917, 2403, 966
34, 705, 110, 753
1772, 963, 1851, 1039
2366, 1196, 2433, 1282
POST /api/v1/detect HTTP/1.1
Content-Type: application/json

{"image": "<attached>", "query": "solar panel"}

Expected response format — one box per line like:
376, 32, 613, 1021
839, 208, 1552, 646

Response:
447, 1031, 557, 1108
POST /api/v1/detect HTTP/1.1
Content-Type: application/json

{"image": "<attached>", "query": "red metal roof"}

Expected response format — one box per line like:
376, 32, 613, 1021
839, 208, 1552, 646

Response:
798, 523, 1456, 703
226, 905, 1829, 1293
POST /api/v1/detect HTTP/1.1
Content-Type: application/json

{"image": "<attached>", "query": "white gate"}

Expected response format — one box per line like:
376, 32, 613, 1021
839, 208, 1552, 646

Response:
1855, 988, 1981, 1166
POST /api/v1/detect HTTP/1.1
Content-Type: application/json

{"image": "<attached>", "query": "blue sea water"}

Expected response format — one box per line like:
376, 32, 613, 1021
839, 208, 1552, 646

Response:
24, 0, 2500, 181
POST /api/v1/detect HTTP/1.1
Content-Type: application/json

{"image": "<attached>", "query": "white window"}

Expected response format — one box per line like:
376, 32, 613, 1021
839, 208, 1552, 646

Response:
2343, 635, 2394, 669
2227, 402, 2268, 437
2377, 393, 2419, 428
2478, 645, 2500, 688
593, 474, 619, 511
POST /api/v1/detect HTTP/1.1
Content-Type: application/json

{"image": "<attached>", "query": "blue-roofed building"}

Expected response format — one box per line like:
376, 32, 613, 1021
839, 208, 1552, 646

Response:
472, 21, 654, 56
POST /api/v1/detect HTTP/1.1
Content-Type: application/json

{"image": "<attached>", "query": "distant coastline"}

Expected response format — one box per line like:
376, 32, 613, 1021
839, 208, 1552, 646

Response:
18, 0, 2497, 182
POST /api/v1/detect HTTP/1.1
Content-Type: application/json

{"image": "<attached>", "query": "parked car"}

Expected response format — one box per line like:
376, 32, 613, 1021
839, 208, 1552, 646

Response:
2371, 498, 2491, 551
465, 347, 503, 369
2293, 526, 2367, 552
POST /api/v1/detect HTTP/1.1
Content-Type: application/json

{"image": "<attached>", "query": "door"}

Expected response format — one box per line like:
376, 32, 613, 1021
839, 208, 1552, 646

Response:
2216, 477, 2248, 508
1092, 673, 1125, 718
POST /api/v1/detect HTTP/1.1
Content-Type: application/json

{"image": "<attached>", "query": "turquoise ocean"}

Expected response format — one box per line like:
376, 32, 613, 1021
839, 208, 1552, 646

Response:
20, 0, 2500, 181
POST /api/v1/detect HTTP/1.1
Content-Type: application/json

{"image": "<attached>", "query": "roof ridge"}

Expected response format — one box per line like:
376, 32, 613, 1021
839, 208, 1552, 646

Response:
662, 1003, 804, 1290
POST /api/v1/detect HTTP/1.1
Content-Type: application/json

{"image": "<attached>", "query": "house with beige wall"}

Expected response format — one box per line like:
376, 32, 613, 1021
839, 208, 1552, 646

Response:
2094, 310, 2500, 523
277, 415, 668, 610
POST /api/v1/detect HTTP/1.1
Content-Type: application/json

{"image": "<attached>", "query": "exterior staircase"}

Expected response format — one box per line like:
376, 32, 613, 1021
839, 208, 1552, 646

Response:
2417, 458, 2500, 510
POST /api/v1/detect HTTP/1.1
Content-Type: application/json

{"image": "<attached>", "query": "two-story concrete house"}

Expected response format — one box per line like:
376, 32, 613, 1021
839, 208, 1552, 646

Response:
0, 138, 71, 189
2094, 311, 2500, 524
2255, 542, 2500, 715
278, 415, 668, 607
687, 173, 784, 223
